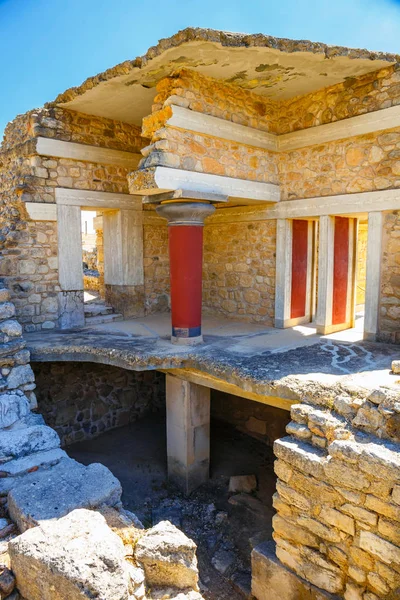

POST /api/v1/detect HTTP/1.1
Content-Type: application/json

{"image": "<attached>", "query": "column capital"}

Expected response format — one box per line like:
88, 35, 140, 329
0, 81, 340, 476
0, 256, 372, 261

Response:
156, 201, 215, 226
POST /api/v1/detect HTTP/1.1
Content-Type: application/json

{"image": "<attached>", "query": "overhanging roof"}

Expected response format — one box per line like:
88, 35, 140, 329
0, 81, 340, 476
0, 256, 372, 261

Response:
49, 27, 399, 126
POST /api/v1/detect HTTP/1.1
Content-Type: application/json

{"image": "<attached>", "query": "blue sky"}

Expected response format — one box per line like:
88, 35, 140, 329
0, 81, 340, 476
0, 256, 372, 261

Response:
1, 0, 400, 138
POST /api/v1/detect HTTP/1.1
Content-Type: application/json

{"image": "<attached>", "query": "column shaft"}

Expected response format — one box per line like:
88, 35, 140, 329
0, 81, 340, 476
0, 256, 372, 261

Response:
166, 374, 210, 494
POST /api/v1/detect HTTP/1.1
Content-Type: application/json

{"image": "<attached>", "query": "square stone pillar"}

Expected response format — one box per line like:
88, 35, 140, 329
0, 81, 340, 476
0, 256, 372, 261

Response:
57, 204, 85, 329
364, 211, 383, 341
103, 209, 144, 318
166, 374, 210, 494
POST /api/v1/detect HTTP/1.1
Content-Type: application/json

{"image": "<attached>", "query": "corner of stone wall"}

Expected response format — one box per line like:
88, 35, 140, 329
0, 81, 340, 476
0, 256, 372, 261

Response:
264, 385, 400, 599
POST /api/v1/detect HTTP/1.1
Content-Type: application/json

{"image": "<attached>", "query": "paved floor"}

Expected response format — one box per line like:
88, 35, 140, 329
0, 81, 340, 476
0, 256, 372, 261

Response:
26, 312, 399, 402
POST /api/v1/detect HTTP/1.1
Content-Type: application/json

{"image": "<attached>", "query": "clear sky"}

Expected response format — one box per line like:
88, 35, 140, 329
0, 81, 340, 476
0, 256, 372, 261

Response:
1, 0, 400, 138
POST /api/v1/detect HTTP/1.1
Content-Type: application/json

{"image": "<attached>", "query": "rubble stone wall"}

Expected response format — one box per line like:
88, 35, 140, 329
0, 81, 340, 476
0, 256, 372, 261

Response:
0, 108, 145, 331
143, 217, 171, 314
211, 390, 290, 446
148, 68, 279, 133
279, 127, 400, 201
203, 219, 276, 323
33, 361, 166, 446
272, 386, 400, 598
279, 64, 400, 134
379, 210, 400, 344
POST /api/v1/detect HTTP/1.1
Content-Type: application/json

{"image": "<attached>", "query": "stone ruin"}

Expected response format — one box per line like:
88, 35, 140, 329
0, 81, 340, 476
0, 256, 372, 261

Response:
0, 26, 400, 600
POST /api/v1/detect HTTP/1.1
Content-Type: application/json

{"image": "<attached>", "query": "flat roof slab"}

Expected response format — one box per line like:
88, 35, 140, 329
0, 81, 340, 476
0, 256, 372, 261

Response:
26, 314, 400, 404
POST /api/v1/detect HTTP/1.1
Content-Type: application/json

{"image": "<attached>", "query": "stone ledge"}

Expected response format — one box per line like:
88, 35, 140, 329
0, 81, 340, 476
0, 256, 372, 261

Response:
251, 541, 340, 600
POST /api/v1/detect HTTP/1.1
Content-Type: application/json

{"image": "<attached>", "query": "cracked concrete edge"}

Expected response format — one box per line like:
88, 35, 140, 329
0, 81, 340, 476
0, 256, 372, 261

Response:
27, 340, 400, 406
48, 27, 400, 107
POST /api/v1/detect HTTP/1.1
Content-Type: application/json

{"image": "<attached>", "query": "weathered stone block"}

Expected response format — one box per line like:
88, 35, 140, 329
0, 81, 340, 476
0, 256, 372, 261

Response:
9, 509, 131, 600
0, 393, 30, 428
135, 520, 198, 590
359, 531, 400, 566
0, 424, 60, 459
6, 365, 35, 390
251, 541, 340, 600
228, 474, 257, 493
8, 457, 122, 531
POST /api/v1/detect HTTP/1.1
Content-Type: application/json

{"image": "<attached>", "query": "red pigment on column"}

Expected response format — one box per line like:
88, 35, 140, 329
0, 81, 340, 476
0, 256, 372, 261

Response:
169, 225, 203, 338
290, 220, 308, 319
332, 217, 349, 325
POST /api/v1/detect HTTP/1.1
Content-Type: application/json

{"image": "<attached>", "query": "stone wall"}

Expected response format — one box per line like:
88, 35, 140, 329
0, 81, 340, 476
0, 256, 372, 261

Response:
356, 223, 368, 309
0, 107, 145, 331
278, 64, 400, 134
143, 216, 171, 314
211, 390, 290, 446
33, 361, 166, 446
279, 128, 400, 201
149, 68, 279, 133
379, 210, 400, 343
272, 386, 400, 598
203, 219, 276, 323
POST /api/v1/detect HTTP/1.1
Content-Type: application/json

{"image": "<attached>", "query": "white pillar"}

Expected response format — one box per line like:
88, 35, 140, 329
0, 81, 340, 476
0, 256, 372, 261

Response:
364, 211, 383, 341
316, 215, 334, 334
274, 219, 292, 328
166, 374, 210, 494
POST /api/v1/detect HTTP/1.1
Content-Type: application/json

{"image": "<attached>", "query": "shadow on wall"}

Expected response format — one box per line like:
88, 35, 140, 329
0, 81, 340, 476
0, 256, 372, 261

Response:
32, 362, 166, 446
211, 390, 290, 447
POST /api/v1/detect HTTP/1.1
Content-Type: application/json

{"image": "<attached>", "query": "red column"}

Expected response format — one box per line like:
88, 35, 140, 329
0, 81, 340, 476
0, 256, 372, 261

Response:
156, 202, 215, 345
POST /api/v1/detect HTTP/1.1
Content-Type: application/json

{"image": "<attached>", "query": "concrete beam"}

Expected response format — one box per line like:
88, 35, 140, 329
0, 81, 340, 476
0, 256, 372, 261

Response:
204, 189, 400, 223
166, 105, 278, 151
364, 211, 383, 341
166, 373, 210, 494
25, 202, 57, 221
165, 103, 400, 153
159, 368, 294, 411
133, 166, 280, 203
55, 188, 142, 210
36, 137, 141, 169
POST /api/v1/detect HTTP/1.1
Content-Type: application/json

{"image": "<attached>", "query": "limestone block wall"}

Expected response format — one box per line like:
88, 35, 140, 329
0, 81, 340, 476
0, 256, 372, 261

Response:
279, 128, 400, 201
278, 64, 400, 134
33, 362, 166, 446
0, 108, 145, 330
380, 210, 400, 343
150, 68, 279, 133
211, 390, 290, 446
143, 215, 171, 314
272, 387, 400, 598
203, 219, 276, 323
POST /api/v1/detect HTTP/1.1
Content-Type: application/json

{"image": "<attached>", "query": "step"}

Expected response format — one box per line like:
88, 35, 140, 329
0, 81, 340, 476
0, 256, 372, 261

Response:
84, 303, 114, 316
85, 313, 123, 325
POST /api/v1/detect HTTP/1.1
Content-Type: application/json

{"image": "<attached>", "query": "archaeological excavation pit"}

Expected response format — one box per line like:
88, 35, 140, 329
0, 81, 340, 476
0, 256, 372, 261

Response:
31, 360, 291, 599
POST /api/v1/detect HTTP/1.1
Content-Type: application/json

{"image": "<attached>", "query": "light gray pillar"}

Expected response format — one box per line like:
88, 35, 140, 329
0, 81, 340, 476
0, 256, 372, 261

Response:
56, 204, 84, 328
364, 211, 383, 341
103, 209, 144, 318
316, 216, 334, 335
274, 219, 292, 329
166, 373, 210, 494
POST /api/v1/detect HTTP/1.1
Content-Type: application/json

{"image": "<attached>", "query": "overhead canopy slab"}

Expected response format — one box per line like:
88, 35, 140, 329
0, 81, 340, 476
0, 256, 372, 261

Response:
49, 28, 399, 126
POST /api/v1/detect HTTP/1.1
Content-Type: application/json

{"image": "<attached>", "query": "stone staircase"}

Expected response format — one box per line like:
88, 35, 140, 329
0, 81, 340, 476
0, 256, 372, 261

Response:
84, 300, 123, 325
